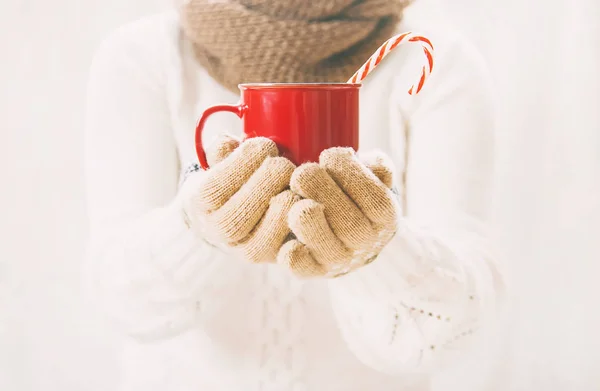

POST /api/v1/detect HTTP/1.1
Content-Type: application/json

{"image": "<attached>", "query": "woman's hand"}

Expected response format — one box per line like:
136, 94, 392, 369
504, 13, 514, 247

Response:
278, 147, 400, 278
182, 136, 299, 263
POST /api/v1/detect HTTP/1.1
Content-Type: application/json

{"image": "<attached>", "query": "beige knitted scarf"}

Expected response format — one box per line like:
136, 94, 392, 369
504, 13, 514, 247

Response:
180, 0, 410, 93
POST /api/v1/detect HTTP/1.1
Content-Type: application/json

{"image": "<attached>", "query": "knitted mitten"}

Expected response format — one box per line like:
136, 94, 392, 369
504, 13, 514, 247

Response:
182, 136, 299, 263
278, 147, 399, 278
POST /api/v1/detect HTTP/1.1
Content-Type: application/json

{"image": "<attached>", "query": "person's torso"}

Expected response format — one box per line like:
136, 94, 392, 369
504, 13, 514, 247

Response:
119, 7, 443, 391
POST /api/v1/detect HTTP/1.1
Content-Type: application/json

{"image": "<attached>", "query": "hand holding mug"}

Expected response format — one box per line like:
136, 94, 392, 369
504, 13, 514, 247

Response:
279, 148, 400, 278
191, 82, 393, 267
182, 136, 298, 264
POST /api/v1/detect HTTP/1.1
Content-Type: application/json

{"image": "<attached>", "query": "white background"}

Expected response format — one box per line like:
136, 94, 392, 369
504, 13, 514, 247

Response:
1, 0, 599, 390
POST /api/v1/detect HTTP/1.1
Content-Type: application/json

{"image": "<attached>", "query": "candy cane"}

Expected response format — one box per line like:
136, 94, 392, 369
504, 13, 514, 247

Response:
348, 32, 434, 95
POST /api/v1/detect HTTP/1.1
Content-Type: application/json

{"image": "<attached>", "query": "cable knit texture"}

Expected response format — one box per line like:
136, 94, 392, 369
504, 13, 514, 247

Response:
83, 6, 504, 391
180, 0, 411, 92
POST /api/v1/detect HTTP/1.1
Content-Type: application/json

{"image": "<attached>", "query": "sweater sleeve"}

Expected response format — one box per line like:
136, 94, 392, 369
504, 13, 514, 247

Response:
83, 18, 228, 342
327, 32, 505, 375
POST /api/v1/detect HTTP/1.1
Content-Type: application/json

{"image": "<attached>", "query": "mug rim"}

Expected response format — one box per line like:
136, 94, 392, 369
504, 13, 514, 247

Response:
239, 83, 362, 90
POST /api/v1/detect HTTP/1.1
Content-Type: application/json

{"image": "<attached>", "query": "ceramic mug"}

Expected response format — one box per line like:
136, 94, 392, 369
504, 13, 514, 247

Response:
195, 83, 361, 169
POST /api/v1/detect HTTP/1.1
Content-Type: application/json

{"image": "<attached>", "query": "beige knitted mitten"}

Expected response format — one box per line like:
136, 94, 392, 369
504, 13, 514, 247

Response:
182, 136, 299, 263
278, 148, 400, 278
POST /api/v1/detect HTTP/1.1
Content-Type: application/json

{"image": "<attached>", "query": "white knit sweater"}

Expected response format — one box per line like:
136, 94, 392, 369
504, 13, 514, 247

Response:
83, 3, 504, 391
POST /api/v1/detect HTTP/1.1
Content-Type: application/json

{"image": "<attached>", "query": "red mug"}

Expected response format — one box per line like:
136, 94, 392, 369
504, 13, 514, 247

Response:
195, 83, 361, 169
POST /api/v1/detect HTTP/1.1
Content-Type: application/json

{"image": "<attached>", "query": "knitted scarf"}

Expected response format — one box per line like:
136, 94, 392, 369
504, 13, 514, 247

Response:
180, 0, 410, 93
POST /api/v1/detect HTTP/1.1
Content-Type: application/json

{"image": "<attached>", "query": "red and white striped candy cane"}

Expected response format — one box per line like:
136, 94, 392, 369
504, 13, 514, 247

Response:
348, 32, 434, 95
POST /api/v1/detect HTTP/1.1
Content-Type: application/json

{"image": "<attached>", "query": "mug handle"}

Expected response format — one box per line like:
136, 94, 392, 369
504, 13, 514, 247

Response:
195, 104, 247, 169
